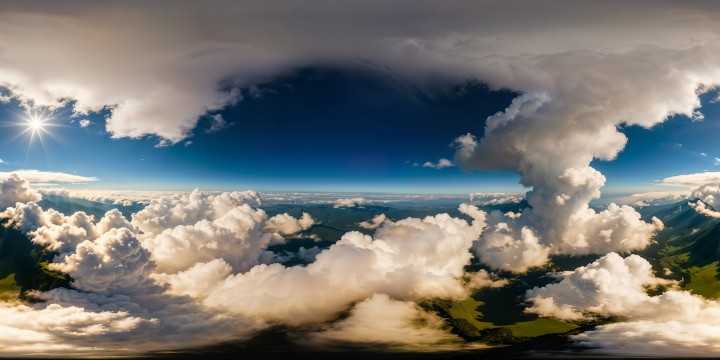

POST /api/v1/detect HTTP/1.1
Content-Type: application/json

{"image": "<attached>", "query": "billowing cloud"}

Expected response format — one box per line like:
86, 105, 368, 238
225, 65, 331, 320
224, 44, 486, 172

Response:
312, 293, 458, 346
0, 170, 98, 184
2, 184, 500, 355
264, 212, 315, 236
0, 173, 41, 209
526, 253, 720, 356
200, 204, 486, 325
689, 185, 720, 218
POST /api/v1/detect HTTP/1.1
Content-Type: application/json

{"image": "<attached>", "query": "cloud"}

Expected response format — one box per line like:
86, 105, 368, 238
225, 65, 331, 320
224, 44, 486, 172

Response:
0, 173, 41, 209
0, 195, 252, 355
1, 184, 502, 354
206, 114, 230, 133
200, 204, 487, 325
0, 1, 718, 146
525, 252, 720, 356
79, 119, 91, 127
422, 158, 455, 170
312, 293, 458, 346
468, 192, 524, 206
131, 189, 312, 274
264, 212, 315, 236
0, 170, 98, 184
333, 197, 367, 208
661, 172, 720, 187
358, 214, 387, 229
616, 190, 690, 205
688, 185, 720, 218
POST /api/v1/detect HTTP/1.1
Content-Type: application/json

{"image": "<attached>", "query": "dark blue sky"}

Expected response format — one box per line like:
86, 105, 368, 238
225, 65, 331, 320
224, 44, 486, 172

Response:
0, 64, 718, 194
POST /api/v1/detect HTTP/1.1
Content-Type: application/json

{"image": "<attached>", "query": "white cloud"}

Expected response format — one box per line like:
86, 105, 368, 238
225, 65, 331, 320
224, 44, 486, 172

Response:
0, 173, 41, 209
470, 167, 663, 272
661, 172, 720, 187
0, 170, 98, 184
79, 119, 91, 127
201, 204, 487, 325
616, 190, 690, 205
264, 212, 315, 237
131, 189, 312, 274
333, 197, 367, 208
422, 158, 455, 170
358, 214, 387, 229
526, 252, 720, 356
312, 293, 458, 346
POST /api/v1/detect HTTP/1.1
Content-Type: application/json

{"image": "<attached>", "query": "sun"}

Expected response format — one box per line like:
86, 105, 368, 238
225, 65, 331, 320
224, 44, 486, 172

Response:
27, 115, 45, 132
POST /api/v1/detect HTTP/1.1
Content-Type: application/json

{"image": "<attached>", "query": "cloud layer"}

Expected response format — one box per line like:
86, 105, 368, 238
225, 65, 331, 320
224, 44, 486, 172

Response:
525, 253, 720, 356
1, 1, 720, 145
0, 180, 497, 355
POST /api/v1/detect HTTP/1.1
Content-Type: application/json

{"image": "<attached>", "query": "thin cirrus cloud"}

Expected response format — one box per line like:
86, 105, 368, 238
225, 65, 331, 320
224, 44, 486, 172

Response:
0, 170, 98, 184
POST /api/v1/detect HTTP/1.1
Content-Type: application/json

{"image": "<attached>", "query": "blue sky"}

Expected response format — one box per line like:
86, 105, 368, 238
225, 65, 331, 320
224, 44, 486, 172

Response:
1, 65, 718, 194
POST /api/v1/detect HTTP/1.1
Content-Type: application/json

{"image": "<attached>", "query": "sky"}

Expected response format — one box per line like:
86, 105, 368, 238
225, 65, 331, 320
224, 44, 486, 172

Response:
7, 1, 720, 358
1, 63, 719, 194
0, 0, 719, 195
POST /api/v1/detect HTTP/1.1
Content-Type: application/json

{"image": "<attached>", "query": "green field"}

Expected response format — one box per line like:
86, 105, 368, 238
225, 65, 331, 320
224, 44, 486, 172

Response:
0, 274, 20, 300
685, 261, 720, 299
447, 294, 577, 338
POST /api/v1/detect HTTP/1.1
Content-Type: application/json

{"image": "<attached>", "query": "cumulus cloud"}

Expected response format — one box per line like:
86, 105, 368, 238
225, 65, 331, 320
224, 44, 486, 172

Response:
0, 173, 41, 209
0, 170, 98, 184
264, 212, 315, 236
459, 154, 663, 271
0, 195, 251, 355
421, 158, 455, 170
313, 293, 458, 346
688, 184, 720, 218
0, 185, 506, 354
358, 214, 387, 229
79, 119, 91, 127
333, 197, 367, 208
200, 204, 487, 325
526, 253, 720, 356
132, 190, 313, 274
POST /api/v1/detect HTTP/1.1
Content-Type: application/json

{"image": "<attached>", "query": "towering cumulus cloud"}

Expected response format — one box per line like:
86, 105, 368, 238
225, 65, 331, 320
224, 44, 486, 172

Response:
449, 42, 720, 270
